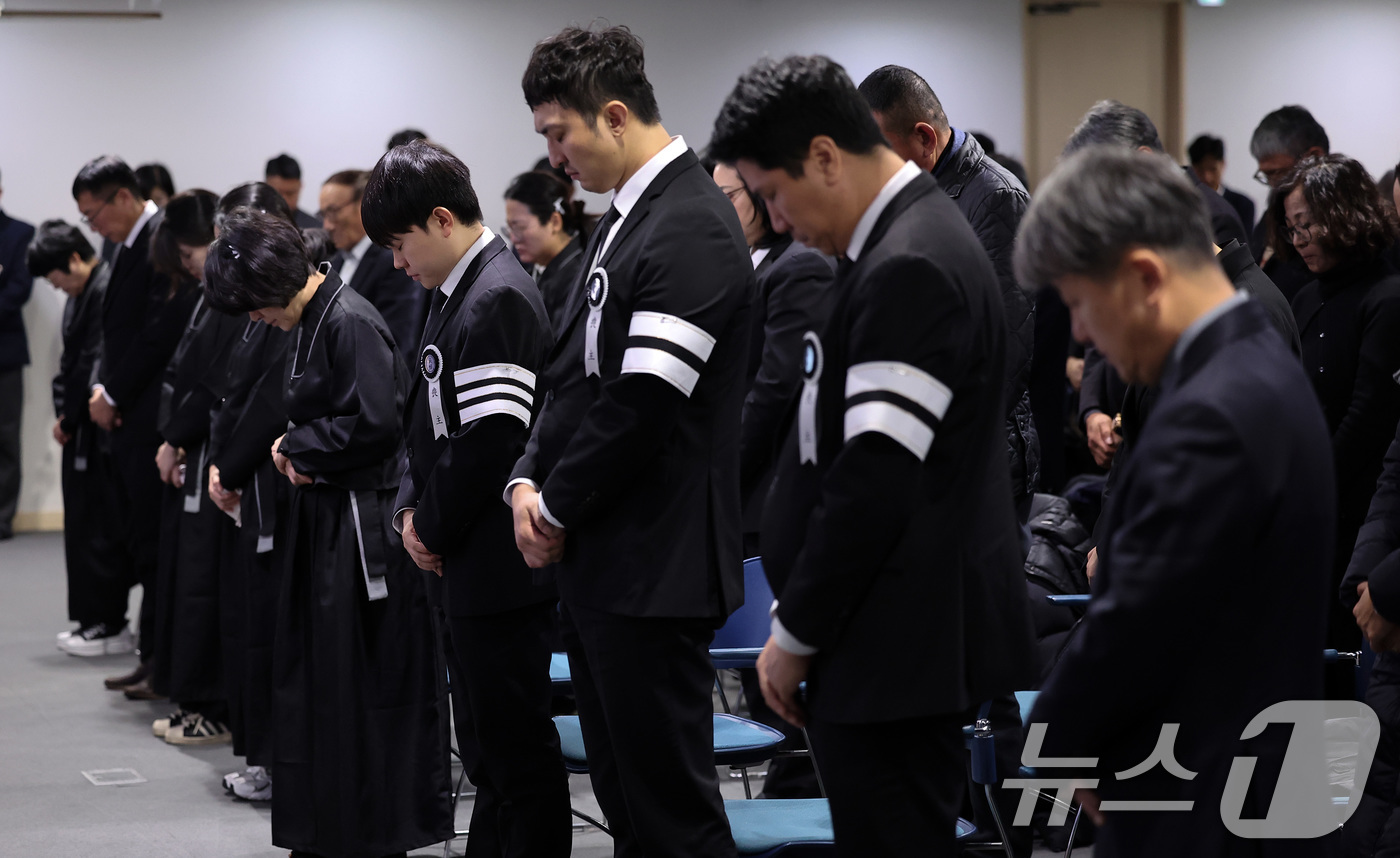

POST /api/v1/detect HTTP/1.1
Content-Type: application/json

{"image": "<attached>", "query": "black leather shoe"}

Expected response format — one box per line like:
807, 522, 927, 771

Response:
104, 660, 149, 690
122, 676, 165, 701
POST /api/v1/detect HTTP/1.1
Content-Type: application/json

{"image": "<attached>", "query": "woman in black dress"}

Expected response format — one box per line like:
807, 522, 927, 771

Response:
503, 169, 587, 333
203, 209, 452, 858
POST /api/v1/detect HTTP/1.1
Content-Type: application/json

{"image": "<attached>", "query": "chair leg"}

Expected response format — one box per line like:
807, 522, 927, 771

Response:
800, 726, 829, 799
715, 671, 733, 715
571, 807, 611, 835
1064, 804, 1084, 858
983, 783, 1014, 858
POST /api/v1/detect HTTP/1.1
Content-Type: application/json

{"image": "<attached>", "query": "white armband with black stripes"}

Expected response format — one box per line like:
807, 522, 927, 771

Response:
454, 363, 536, 428
843, 361, 952, 461
620, 311, 716, 397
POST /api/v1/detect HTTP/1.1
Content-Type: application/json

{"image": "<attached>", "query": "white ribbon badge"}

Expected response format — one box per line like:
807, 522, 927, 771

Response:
798, 331, 823, 465
421, 344, 447, 439
584, 268, 609, 378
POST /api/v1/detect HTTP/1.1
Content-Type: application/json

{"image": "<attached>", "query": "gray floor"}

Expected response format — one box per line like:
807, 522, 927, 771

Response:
0, 532, 1077, 856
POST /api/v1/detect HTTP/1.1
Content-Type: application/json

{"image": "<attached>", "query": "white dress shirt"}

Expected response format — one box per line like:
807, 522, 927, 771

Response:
337, 234, 374, 287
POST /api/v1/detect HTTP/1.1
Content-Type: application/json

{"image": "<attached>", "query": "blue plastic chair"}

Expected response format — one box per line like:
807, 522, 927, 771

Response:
711, 558, 777, 670
549, 651, 571, 692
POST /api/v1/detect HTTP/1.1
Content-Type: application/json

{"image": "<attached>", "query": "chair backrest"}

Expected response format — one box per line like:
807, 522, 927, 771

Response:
713, 557, 776, 650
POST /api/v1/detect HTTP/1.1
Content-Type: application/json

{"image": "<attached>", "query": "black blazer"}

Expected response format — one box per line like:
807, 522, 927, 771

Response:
510, 148, 753, 619
1188, 168, 1249, 249
394, 235, 556, 616
761, 172, 1034, 722
54, 261, 109, 435
1031, 301, 1333, 856
335, 241, 428, 362
536, 235, 584, 336
0, 210, 35, 370
740, 237, 835, 533
1222, 186, 1256, 233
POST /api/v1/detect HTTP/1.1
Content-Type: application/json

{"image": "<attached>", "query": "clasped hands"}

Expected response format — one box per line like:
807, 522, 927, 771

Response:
1356, 582, 1400, 652
510, 483, 565, 568
270, 433, 313, 487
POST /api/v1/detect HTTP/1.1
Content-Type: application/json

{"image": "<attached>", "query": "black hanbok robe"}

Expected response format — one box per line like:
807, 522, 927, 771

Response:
151, 289, 240, 704
271, 271, 453, 857
207, 318, 293, 764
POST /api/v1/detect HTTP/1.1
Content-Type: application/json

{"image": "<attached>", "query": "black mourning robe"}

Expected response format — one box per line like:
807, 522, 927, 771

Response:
270, 271, 453, 858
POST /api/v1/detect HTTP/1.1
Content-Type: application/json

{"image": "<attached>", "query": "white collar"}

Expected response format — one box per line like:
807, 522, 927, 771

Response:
611, 135, 687, 219
348, 233, 373, 261
846, 160, 922, 262
123, 199, 159, 249
750, 246, 772, 270
439, 226, 494, 299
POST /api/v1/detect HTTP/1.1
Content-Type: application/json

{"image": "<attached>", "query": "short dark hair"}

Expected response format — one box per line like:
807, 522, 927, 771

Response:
1063, 100, 1164, 156
362, 141, 483, 246
522, 25, 661, 125
1187, 134, 1225, 166
387, 128, 428, 150
71, 155, 142, 201
203, 208, 313, 314
504, 170, 585, 237
323, 169, 369, 200
1250, 106, 1330, 161
265, 153, 302, 181
135, 163, 175, 200
971, 131, 997, 155
26, 220, 95, 276
1014, 145, 1216, 288
709, 55, 887, 177
152, 189, 219, 283
857, 65, 949, 136
218, 181, 295, 228
1267, 153, 1398, 267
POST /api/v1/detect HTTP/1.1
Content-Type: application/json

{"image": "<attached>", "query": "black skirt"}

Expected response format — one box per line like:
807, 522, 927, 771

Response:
271, 482, 453, 857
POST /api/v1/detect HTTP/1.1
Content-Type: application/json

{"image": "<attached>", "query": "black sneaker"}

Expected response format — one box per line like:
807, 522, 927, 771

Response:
165, 713, 232, 746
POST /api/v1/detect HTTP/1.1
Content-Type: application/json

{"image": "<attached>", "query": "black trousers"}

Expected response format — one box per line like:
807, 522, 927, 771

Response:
737, 668, 821, 798
809, 712, 968, 857
0, 367, 21, 535
60, 429, 131, 627
108, 408, 163, 658
560, 601, 736, 858
443, 600, 570, 858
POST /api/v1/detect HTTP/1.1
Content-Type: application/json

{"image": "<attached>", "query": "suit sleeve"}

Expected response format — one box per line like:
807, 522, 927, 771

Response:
536, 205, 749, 528
1343, 419, 1400, 614
773, 256, 973, 651
740, 253, 834, 498
103, 276, 195, 406
1078, 345, 1110, 423
1212, 207, 1250, 249
0, 223, 34, 317
412, 286, 548, 555
1029, 401, 1259, 757
279, 314, 402, 476
1332, 290, 1400, 508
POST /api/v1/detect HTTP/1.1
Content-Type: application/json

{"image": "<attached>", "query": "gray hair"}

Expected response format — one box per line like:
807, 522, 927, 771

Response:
1249, 105, 1330, 161
1063, 100, 1164, 156
1013, 145, 1216, 288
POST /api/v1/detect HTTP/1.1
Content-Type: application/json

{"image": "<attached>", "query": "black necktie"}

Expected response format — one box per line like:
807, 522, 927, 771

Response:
589, 205, 622, 269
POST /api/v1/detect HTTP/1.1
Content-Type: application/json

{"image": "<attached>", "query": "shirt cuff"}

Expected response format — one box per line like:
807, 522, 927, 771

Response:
536, 492, 564, 530
504, 477, 538, 507
93, 384, 116, 407
771, 615, 818, 656
392, 506, 413, 535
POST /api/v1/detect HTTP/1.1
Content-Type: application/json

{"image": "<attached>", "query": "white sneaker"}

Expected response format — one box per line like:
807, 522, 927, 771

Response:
231, 766, 271, 801
58, 623, 135, 657
165, 713, 232, 746
153, 709, 189, 738
56, 627, 80, 649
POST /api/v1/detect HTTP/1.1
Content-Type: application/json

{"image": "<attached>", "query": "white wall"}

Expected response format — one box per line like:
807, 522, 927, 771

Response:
1184, 0, 1400, 214
1, 0, 1025, 521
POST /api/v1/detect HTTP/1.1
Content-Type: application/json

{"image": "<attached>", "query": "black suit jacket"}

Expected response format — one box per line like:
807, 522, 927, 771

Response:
395, 235, 557, 616
0, 210, 35, 370
761, 172, 1034, 722
536, 235, 584, 337
1188, 168, 1249, 249
1031, 301, 1333, 856
1222, 186, 1256, 233
740, 238, 836, 532
335, 241, 428, 362
510, 148, 753, 619
97, 210, 176, 415
54, 261, 109, 435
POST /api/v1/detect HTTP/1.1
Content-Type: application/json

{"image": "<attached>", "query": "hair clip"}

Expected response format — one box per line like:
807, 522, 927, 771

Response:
228, 245, 241, 259
553, 198, 566, 216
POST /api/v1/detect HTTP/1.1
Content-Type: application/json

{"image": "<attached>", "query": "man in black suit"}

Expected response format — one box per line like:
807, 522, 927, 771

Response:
0, 171, 35, 540
710, 55, 1035, 856
365, 141, 570, 857
1189, 134, 1256, 233
71, 156, 176, 662
263, 154, 321, 229
509, 25, 753, 858
1018, 146, 1333, 857
319, 169, 427, 357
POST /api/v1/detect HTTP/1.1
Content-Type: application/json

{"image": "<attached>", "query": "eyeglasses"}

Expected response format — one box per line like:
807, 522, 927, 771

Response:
79, 191, 118, 226
317, 199, 357, 221
1284, 220, 1325, 247
719, 186, 747, 202
1253, 166, 1292, 187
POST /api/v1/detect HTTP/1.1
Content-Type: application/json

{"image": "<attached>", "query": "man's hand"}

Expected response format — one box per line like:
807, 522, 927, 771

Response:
1085, 546, 1098, 585
1085, 411, 1119, 468
155, 442, 183, 486
89, 389, 120, 431
52, 420, 71, 446
757, 636, 812, 729
511, 483, 565, 568
208, 464, 241, 515
270, 434, 312, 486
1356, 582, 1400, 651
1066, 356, 1085, 393
401, 510, 444, 575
